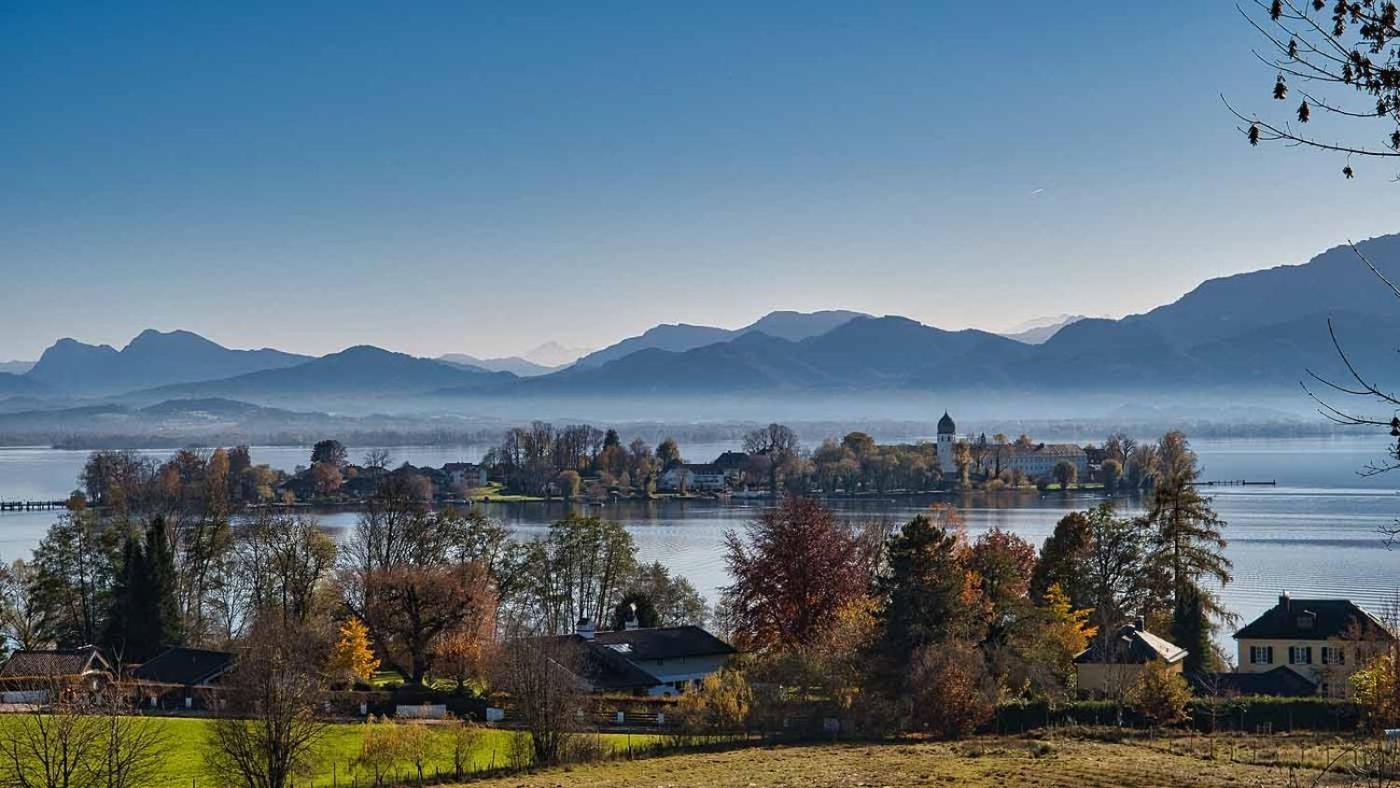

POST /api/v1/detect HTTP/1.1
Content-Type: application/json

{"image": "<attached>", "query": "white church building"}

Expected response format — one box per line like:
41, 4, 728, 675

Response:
935, 412, 1088, 481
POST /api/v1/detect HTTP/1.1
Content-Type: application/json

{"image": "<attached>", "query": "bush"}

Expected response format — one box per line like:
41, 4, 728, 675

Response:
910, 642, 996, 739
1125, 662, 1192, 727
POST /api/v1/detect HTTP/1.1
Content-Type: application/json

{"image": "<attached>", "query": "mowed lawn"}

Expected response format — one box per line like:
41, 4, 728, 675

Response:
0, 716, 660, 788
445, 735, 1356, 788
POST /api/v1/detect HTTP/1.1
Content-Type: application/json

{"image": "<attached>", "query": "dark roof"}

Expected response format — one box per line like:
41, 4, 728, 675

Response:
1187, 667, 1318, 698
1235, 596, 1395, 641
678, 463, 723, 475
0, 647, 109, 678
712, 452, 750, 470
1075, 625, 1188, 665
593, 626, 737, 662
937, 411, 956, 435
542, 636, 661, 692
133, 647, 234, 686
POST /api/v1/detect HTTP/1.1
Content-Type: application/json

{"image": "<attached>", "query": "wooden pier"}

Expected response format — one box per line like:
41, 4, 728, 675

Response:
0, 500, 69, 512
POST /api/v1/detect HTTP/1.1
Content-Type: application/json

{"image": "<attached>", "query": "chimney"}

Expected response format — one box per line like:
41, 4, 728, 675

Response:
1279, 592, 1291, 612
575, 617, 596, 640
624, 603, 640, 631
1133, 616, 1146, 632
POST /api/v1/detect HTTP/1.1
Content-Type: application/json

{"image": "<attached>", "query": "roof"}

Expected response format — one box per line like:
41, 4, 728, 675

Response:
675, 463, 724, 475
712, 452, 750, 469
937, 412, 956, 435
1075, 625, 1188, 665
133, 647, 234, 686
1235, 596, 1396, 641
1006, 443, 1085, 458
542, 636, 661, 692
1186, 667, 1318, 698
592, 626, 738, 661
0, 647, 109, 678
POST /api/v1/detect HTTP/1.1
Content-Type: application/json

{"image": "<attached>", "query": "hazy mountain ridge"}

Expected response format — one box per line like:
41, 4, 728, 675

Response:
9, 235, 1400, 414
24, 329, 310, 395
439, 353, 560, 376
571, 309, 869, 369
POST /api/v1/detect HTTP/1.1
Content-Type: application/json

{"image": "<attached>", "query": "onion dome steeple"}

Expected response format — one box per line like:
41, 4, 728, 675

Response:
937, 411, 956, 435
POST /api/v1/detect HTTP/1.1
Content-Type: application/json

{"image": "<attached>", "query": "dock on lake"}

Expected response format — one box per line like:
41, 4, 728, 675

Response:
0, 500, 69, 512
1199, 480, 1276, 487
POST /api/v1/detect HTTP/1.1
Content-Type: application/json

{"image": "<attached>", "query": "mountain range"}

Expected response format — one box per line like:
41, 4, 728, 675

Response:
7, 234, 1400, 417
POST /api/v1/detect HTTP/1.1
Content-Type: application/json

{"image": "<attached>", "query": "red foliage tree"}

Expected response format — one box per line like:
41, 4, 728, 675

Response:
722, 496, 871, 651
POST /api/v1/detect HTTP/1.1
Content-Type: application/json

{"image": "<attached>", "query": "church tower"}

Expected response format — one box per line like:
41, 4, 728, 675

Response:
936, 411, 957, 475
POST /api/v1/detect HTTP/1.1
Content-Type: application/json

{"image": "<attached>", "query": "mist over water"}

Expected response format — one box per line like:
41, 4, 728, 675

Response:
2, 436, 1398, 651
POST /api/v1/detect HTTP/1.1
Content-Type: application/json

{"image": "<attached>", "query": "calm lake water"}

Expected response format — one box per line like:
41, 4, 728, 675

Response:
2, 437, 1399, 643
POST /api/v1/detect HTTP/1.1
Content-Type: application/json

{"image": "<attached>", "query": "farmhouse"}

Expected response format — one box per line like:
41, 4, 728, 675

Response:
548, 617, 737, 697
134, 646, 235, 709
1073, 619, 1187, 696
1234, 593, 1395, 697
659, 463, 728, 492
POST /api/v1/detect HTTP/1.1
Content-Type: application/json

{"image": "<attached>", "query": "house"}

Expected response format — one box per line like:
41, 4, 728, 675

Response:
547, 618, 738, 697
1234, 593, 1395, 697
712, 452, 751, 484
133, 646, 235, 709
0, 646, 111, 681
1073, 619, 1188, 696
0, 646, 112, 701
659, 463, 728, 492
443, 462, 488, 489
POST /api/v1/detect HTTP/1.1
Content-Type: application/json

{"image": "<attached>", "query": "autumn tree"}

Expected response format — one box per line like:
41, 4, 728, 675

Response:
0, 560, 49, 652
967, 528, 1036, 651
722, 496, 870, 651
341, 484, 501, 684
31, 506, 121, 648
328, 617, 379, 685
310, 439, 347, 468
655, 438, 682, 470
1126, 660, 1192, 728
743, 423, 800, 494
1020, 583, 1097, 697
1029, 510, 1093, 609
205, 617, 328, 788
1053, 460, 1077, 491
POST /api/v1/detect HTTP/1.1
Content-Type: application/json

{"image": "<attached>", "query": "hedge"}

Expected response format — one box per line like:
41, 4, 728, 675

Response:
993, 697, 1362, 733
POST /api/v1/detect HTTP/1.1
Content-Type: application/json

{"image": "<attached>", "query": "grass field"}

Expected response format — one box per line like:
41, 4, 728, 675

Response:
445, 731, 1384, 788
0, 716, 660, 788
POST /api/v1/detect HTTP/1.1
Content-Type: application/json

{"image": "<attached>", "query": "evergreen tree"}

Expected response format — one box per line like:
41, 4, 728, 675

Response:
1144, 432, 1233, 628
875, 508, 978, 662
102, 534, 144, 662
1170, 583, 1214, 673
103, 517, 183, 662
609, 590, 659, 631
144, 515, 183, 650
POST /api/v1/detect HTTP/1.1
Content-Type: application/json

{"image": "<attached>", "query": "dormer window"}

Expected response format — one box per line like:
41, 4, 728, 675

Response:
1297, 614, 1315, 630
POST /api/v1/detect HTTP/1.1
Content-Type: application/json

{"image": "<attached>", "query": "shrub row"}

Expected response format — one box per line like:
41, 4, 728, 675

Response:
993, 697, 1362, 733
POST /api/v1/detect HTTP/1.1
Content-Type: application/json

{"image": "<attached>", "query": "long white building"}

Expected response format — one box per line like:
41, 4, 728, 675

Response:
935, 412, 1088, 481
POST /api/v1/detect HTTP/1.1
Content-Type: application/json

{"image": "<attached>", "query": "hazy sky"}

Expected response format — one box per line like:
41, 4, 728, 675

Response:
3, 1, 1398, 361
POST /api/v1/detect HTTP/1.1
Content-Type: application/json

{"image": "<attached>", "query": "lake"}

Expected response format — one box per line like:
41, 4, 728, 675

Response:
2, 436, 1399, 647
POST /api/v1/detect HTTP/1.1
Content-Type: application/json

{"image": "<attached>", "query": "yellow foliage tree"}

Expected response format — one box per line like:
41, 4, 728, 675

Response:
1126, 660, 1192, 727
1023, 583, 1097, 694
1351, 651, 1400, 729
330, 617, 380, 683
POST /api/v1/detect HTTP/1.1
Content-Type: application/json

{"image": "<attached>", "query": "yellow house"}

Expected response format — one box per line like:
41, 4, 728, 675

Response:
1234, 594, 1395, 697
1074, 619, 1188, 697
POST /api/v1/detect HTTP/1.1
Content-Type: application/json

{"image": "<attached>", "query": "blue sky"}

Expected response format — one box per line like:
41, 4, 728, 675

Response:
2, 1, 1397, 360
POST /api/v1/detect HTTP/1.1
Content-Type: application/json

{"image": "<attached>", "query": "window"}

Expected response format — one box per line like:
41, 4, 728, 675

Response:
1250, 646, 1274, 665
1289, 646, 1313, 665
1322, 646, 1345, 666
